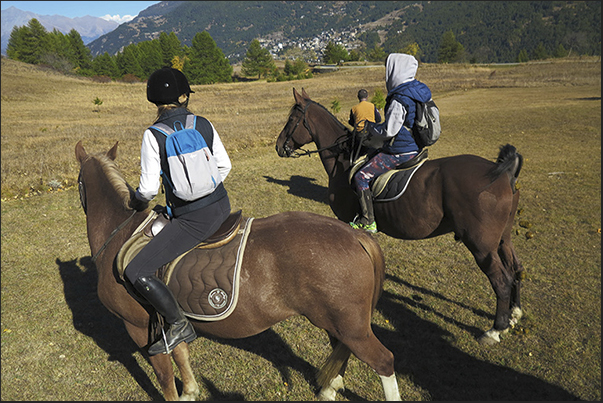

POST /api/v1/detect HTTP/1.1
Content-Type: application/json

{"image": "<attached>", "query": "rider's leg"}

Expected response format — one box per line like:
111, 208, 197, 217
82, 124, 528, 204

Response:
350, 152, 418, 232
124, 198, 231, 355
133, 274, 197, 355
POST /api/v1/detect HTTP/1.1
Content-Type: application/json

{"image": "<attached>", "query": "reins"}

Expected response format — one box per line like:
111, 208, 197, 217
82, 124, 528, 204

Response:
282, 101, 351, 158
91, 210, 137, 264
78, 160, 138, 264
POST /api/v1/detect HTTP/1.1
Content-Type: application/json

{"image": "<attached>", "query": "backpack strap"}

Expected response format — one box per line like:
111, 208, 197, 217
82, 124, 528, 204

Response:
150, 114, 196, 136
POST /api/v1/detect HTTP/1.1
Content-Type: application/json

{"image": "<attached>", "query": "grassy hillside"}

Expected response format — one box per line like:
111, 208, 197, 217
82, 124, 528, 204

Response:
1, 56, 600, 401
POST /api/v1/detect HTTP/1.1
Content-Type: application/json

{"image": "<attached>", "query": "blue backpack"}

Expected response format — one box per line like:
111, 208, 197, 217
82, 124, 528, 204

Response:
150, 115, 221, 203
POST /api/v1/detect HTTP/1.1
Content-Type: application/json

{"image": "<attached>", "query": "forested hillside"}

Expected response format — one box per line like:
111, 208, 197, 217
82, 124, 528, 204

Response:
87, 1, 600, 63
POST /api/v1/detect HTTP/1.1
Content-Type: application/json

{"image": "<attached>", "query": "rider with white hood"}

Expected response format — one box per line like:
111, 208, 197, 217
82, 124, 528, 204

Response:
350, 53, 432, 233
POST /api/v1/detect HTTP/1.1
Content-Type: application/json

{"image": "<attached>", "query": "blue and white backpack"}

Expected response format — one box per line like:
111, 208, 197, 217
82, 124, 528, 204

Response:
150, 115, 221, 202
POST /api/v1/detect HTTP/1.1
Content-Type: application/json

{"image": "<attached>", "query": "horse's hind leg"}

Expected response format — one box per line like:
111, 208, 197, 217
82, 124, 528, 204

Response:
473, 250, 515, 345
171, 342, 200, 400
500, 191, 525, 325
340, 332, 400, 401
498, 239, 524, 326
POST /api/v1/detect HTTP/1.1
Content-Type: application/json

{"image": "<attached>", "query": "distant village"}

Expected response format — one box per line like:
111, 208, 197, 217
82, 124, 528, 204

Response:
253, 26, 367, 63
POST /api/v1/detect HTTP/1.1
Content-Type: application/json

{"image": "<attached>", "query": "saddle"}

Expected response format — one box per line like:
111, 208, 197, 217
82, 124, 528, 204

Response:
117, 209, 254, 321
348, 148, 429, 200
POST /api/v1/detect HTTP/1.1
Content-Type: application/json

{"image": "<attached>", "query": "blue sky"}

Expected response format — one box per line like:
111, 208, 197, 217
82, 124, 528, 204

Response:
1, 1, 161, 22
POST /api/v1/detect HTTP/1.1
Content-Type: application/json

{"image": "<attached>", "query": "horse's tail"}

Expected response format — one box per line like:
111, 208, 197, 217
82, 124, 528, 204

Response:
316, 341, 351, 393
356, 231, 386, 310
315, 232, 385, 393
487, 144, 523, 193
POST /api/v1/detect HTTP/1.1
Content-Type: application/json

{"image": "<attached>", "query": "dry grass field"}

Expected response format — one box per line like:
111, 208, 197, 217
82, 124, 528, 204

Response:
1, 56, 600, 401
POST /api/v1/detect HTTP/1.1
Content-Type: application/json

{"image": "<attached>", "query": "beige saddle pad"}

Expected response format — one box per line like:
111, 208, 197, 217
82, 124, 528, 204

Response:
117, 212, 253, 321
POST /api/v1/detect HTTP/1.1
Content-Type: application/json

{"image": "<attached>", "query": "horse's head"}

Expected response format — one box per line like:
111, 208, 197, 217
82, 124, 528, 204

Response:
275, 88, 315, 158
276, 88, 352, 159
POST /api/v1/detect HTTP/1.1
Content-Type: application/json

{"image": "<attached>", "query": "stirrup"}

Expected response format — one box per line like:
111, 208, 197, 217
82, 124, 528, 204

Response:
148, 319, 197, 355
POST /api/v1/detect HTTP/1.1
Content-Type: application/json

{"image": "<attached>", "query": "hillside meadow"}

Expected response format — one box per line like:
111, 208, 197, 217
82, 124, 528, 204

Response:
1, 56, 600, 401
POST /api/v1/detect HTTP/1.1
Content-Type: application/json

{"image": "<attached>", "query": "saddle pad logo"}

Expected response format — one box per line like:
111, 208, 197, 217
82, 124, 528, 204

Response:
208, 288, 228, 309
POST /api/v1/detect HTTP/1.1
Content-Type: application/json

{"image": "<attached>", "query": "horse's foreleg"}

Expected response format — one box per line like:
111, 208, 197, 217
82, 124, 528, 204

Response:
123, 321, 180, 400
148, 353, 180, 400
171, 342, 200, 401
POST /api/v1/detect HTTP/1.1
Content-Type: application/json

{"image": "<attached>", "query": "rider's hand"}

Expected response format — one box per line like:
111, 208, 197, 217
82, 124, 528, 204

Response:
129, 193, 149, 211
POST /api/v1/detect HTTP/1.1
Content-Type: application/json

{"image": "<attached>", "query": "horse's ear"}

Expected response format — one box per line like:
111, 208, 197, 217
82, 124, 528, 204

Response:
75, 140, 87, 163
107, 141, 119, 161
301, 88, 310, 99
293, 88, 307, 106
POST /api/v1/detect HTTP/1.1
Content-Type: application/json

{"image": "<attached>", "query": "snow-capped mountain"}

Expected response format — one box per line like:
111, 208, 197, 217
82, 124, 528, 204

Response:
1, 6, 119, 54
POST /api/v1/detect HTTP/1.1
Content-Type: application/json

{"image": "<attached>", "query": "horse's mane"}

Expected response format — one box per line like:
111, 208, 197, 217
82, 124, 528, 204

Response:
93, 152, 134, 209
291, 99, 352, 135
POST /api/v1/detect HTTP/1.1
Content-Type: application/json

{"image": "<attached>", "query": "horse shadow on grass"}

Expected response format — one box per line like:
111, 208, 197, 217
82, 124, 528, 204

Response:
373, 272, 580, 401
57, 256, 323, 400
263, 175, 328, 205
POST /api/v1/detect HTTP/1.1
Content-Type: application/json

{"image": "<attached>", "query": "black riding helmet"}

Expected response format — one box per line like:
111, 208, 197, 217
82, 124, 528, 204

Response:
147, 67, 194, 105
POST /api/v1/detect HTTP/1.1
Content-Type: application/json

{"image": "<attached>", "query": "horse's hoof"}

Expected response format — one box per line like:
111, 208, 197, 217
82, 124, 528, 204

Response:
317, 388, 337, 401
478, 329, 501, 345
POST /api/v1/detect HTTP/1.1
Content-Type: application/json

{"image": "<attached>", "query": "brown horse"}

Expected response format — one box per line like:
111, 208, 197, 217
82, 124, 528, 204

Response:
275, 88, 525, 345
75, 140, 401, 400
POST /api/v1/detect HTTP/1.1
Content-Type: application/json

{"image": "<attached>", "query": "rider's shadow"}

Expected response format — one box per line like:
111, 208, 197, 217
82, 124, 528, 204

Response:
57, 257, 322, 400
263, 175, 328, 204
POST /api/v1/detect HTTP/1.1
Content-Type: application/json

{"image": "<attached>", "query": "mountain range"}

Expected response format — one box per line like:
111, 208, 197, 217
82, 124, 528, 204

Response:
1, 6, 119, 55
86, 1, 603, 64
2, 1, 601, 64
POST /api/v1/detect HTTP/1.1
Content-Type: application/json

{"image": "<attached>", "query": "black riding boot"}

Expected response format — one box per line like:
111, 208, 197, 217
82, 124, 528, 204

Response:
134, 275, 197, 355
351, 189, 377, 233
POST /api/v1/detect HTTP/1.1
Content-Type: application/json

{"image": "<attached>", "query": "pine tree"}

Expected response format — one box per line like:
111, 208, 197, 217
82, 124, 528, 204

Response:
41, 29, 73, 72
323, 41, 349, 64
7, 25, 31, 63
67, 29, 92, 70
533, 42, 549, 60
159, 31, 182, 68
517, 49, 529, 63
438, 30, 465, 63
241, 39, 275, 79
7, 18, 48, 64
552, 44, 568, 58
115, 44, 144, 79
137, 40, 163, 78
367, 45, 387, 62
183, 31, 232, 85
91, 52, 118, 78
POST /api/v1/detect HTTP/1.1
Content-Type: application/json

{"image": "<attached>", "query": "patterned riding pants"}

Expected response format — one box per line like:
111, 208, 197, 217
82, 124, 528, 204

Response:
353, 151, 418, 192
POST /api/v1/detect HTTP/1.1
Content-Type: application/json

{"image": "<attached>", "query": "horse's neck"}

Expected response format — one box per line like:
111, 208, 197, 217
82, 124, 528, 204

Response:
87, 175, 136, 254
311, 111, 351, 180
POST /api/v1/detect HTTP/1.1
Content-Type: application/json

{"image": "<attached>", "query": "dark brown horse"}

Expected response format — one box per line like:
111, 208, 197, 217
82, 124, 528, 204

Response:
275, 88, 525, 345
75, 140, 401, 400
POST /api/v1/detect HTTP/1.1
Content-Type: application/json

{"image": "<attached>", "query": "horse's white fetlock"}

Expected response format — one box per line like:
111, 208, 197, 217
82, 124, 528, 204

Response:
478, 328, 501, 345
379, 373, 401, 401
318, 374, 344, 401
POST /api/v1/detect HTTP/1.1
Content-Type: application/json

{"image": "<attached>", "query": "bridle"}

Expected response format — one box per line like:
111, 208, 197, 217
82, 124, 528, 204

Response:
281, 101, 350, 158
78, 167, 136, 264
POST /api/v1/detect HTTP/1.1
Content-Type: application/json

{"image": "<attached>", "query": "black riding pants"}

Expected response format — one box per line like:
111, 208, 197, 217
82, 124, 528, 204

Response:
124, 196, 231, 284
